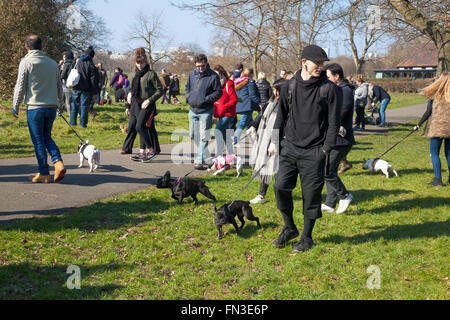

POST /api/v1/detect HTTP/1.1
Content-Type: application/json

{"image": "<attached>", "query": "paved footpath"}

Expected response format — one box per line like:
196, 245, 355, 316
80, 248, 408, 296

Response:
0, 103, 426, 224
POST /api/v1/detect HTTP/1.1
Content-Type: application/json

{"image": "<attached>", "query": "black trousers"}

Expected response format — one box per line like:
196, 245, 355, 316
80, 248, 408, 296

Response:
122, 110, 138, 153
355, 106, 365, 129
324, 145, 352, 208
135, 102, 161, 154
273, 142, 326, 220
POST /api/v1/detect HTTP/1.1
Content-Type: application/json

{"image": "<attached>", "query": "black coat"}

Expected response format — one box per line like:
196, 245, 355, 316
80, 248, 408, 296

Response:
256, 79, 271, 106
336, 81, 355, 146
74, 54, 99, 93
272, 71, 340, 153
60, 59, 75, 83
169, 78, 180, 95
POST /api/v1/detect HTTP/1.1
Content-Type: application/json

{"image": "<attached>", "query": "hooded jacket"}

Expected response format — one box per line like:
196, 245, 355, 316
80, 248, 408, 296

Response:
214, 80, 238, 118
74, 54, 99, 93
185, 66, 222, 114
272, 71, 340, 153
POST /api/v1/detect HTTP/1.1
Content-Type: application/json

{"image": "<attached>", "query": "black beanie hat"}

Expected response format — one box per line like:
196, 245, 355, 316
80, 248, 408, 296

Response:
301, 45, 329, 62
85, 46, 95, 58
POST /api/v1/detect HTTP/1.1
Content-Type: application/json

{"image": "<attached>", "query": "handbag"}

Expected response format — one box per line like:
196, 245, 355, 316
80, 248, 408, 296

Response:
65, 60, 80, 89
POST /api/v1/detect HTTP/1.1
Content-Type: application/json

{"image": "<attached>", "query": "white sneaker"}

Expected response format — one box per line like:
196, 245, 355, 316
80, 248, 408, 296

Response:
321, 204, 335, 213
336, 193, 353, 214
250, 196, 267, 204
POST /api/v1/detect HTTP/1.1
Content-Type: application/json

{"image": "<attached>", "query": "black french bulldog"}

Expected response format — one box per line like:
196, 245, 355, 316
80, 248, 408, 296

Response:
156, 171, 216, 204
214, 201, 261, 239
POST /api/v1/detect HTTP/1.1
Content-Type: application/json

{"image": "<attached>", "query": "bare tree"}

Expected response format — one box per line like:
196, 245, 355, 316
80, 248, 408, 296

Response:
335, 0, 387, 74
387, 0, 449, 75
126, 11, 173, 69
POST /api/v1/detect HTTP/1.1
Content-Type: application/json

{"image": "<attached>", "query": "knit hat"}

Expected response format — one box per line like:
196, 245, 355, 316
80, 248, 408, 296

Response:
301, 45, 329, 62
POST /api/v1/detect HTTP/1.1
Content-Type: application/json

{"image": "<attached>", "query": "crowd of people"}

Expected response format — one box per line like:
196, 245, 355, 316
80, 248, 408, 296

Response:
11, 34, 449, 254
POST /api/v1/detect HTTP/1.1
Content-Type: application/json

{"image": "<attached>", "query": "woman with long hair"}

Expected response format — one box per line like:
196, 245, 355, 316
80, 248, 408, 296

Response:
127, 48, 163, 162
248, 79, 285, 204
212, 64, 238, 156
414, 72, 450, 186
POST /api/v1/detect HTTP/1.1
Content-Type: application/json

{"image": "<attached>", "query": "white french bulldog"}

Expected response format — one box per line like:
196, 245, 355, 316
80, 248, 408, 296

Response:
78, 140, 100, 173
362, 158, 398, 179
208, 154, 244, 177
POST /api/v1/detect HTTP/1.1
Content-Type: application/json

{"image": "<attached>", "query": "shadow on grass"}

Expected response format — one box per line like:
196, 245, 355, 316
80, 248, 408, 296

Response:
0, 196, 175, 232
0, 263, 126, 299
331, 189, 413, 205
322, 219, 449, 244
363, 197, 450, 215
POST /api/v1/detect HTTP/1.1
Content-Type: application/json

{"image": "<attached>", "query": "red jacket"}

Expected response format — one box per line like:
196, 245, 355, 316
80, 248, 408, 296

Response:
214, 80, 237, 118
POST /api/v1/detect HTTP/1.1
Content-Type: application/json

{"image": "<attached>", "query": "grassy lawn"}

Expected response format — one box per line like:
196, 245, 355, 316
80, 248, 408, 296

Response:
0, 92, 427, 159
0, 123, 448, 299
387, 93, 428, 110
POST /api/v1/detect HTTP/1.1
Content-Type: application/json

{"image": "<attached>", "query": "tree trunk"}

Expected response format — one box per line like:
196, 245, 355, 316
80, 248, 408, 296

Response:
388, 0, 449, 75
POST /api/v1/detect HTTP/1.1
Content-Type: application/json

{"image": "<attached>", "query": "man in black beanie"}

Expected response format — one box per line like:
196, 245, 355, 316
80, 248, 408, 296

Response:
268, 44, 340, 252
70, 46, 99, 128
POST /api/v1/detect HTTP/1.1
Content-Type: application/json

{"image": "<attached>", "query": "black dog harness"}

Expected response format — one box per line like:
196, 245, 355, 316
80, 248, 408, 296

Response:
79, 144, 89, 161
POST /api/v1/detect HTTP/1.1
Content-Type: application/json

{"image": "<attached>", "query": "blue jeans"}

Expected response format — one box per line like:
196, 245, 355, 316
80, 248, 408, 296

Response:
71, 89, 92, 127
379, 98, 390, 126
215, 116, 235, 156
27, 108, 62, 176
430, 138, 450, 179
189, 109, 213, 164
97, 88, 106, 104
233, 111, 253, 144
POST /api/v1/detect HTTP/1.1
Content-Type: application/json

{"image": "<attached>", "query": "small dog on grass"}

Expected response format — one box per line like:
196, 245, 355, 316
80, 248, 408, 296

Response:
78, 140, 100, 173
362, 158, 398, 179
207, 154, 244, 177
120, 124, 128, 134
156, 171, 216, 204
214, 201, 261, 239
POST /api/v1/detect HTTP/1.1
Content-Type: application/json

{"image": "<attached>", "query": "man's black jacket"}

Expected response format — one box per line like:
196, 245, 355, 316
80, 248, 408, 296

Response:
272, 71, 340, 153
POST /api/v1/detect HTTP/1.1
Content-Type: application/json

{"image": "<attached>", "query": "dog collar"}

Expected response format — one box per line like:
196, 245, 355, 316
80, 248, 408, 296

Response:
371, 158, 379, 171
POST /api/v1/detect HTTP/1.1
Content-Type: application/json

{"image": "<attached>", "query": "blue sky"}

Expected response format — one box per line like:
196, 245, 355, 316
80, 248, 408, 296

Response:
86, 0, 390, 58
87, 0, 214, 53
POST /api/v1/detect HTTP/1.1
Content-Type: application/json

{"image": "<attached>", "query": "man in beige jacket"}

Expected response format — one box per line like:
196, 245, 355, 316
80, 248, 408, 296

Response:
12, 34, 66, 183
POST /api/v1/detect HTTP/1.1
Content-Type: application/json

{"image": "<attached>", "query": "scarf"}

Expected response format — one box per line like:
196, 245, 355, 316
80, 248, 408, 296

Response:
234, 76, 249, 91
250, 99, 280, 184
131, 64, 150, 99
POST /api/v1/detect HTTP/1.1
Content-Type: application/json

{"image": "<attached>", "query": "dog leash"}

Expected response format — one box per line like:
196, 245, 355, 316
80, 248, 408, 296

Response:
57, 109, 84, 143
228, 155, 272, 208
377, 129, 416, 159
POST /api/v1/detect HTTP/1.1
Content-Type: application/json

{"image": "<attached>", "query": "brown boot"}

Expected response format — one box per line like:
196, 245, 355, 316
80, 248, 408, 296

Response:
29, 173, 51, 183
338, 160, 352, 174
54, 160, 66, 182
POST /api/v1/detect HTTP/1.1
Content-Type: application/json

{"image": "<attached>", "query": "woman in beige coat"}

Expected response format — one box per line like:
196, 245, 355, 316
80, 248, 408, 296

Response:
414, 72, 450, 186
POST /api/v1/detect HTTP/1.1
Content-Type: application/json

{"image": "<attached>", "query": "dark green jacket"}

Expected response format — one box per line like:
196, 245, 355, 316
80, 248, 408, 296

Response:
135, 70, 163, 105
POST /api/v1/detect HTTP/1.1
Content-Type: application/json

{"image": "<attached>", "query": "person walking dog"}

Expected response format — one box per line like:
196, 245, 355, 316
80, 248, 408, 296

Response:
12, 34, 66, 183
268, 45, 340, 253
414, 72, 450, 186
